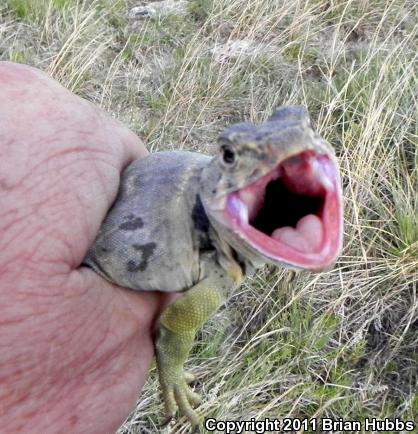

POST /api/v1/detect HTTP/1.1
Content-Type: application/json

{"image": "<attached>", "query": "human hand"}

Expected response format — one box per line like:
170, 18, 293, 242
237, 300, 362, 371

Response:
0, 62, 170, 433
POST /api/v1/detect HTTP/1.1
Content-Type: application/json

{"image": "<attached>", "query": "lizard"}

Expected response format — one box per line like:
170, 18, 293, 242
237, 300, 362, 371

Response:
83, 105, 344, 425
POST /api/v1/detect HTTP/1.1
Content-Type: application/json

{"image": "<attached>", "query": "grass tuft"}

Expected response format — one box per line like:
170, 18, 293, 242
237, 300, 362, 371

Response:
1, 0, 417, 431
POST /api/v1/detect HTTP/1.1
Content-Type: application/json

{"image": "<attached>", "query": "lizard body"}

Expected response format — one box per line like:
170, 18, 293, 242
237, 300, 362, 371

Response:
84, 105, 343, 425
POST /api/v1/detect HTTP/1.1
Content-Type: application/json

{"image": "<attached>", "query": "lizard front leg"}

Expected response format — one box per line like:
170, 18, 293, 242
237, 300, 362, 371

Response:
155, 275, 228, 425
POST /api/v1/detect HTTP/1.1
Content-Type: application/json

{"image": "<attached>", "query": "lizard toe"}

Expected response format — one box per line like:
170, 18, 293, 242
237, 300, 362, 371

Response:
174, 384, 200, 426
160, 383, 178, 420
185, 387, 202, 406
184, 371, 196, 384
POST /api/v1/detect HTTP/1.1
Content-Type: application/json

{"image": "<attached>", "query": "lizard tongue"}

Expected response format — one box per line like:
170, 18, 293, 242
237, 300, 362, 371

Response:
272, 214, 323, 253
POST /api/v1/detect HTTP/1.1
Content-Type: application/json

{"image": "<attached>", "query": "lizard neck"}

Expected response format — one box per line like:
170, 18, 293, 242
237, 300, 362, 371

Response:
207, 221, 260, 284
193, 193, 261, 283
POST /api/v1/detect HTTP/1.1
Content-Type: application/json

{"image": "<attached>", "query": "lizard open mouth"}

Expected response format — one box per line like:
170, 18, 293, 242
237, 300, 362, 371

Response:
223, 150, 342, 270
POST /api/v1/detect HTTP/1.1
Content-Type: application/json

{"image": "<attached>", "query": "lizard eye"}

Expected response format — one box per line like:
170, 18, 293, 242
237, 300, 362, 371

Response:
220, 144, 236, 166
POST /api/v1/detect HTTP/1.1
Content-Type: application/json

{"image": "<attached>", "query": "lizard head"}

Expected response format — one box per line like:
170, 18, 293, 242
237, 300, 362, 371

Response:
200, 105, 343, 271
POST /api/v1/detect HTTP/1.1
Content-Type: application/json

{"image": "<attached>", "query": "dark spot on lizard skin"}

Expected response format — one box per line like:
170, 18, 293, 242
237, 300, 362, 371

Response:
126, 242, 157, 272
191, 194, 210, 232
119, 216, 144, 231
231, 248, 247, 275
198, 235, 216, 253
192, 194, 217, 256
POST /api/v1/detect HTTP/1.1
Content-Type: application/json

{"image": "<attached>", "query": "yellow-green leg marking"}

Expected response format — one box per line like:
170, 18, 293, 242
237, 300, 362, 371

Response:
156, 276, 227, 425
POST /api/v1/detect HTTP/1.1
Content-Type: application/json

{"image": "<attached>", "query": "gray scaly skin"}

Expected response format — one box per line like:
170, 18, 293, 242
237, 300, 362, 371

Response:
84, 105, 344, 425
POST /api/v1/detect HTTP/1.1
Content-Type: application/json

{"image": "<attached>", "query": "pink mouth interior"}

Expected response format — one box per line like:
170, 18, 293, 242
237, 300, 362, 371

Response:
224, 151, 342, 269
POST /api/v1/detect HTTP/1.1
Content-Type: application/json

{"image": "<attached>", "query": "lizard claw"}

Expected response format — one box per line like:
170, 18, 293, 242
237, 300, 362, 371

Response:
159, 369, 202, 426
160, 415, 174, 428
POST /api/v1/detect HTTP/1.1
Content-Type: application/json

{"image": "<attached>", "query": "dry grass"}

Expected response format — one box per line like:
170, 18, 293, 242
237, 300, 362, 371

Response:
1, 0, 417, 432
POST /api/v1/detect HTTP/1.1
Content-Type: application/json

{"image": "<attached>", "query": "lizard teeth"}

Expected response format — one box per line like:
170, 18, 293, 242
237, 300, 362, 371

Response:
313, 159, 334, 191
281, 152, 335, 196
238, 189, 265, 221
227, 194, 249, 224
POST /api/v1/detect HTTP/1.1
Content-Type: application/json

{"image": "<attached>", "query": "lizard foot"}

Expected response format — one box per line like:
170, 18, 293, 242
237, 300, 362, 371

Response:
160, 369, 202, 426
